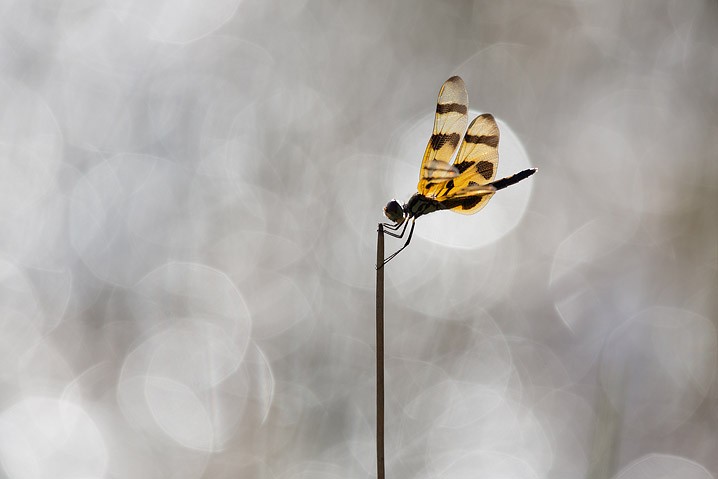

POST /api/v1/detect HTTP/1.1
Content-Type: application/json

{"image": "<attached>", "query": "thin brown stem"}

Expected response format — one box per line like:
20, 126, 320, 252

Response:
376, 223, 385, 479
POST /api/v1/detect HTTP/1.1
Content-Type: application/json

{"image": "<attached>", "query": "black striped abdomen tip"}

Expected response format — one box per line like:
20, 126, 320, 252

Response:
517, 168, 537, 179
492, 168, 537, 190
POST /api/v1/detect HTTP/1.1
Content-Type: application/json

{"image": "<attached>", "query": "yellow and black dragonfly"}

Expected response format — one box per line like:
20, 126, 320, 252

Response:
382, 76, 536, 265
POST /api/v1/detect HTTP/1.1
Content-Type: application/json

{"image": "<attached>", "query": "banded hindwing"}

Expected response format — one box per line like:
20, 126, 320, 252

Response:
417, 76, 468, 196
437, 113, 500, 215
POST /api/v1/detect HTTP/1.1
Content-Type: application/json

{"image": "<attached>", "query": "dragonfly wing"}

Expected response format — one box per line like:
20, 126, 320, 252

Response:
453, 113, 499, 184
422, 160, 459, 182
437, 183, 496, 215
431, 113, 501, 214
417, 76, 468, 196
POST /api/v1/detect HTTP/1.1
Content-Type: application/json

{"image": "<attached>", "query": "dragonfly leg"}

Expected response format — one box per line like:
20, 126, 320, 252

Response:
382, 219, 409, 238
382, 220, 405, 232
382, 218, 416, 265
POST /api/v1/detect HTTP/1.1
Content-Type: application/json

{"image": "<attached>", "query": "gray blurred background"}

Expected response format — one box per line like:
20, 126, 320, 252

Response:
0, 0, 717, 478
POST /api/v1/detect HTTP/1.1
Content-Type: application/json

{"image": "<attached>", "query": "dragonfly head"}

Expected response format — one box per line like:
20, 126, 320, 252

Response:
383, 199, 405, 225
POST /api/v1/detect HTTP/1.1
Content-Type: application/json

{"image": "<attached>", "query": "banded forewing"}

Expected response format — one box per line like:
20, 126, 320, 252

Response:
428, 76, 467, 163
418, 76, 469, 195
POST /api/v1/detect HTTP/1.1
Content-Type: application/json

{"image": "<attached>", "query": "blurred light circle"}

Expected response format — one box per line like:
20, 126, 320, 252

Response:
116, 262, 255, 451
0, 80, 62, 168
324, 153, 394, 289
145, 376, 215, 451
612, 454, 714, 479
0, 144, 58, 221
240, 270, 315, 362
107, 0, 242, 44
550, 215, 637, 286
427, 450, 540, 479
427, 397, 553, 477
69, 155, 193, 287
50, 64, 135, 152
133, 261, 252, 344
600, 307, 716, 435
277, 461, 348, 479
58, 7, 161, 76
534, 390, 595, 479
117, 326, 250, 452
0, 398, 108, 479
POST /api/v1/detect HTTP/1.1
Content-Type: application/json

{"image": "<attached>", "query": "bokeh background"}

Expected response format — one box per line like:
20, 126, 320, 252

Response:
0, 0, 717, 478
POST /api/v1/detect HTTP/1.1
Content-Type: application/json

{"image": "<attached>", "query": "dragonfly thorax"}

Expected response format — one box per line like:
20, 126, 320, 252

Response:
405, 193, 442, 219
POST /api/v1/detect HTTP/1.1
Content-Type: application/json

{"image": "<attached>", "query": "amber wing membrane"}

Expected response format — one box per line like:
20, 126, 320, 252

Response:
429, 113, 500, 214
440, 191, 495, 215
417, 76, 468, 195
453, 114, 499, 185
440, 168, 538, 215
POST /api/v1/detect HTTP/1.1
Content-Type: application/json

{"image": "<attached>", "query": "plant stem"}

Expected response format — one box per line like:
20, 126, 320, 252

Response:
376, 223, 385, 479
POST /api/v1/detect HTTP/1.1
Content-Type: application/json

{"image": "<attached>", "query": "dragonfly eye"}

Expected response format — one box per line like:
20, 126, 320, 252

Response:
383, 200, 404, 224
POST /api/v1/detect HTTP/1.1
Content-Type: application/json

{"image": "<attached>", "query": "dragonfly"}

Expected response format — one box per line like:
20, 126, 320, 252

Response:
381, 76, 536, 266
